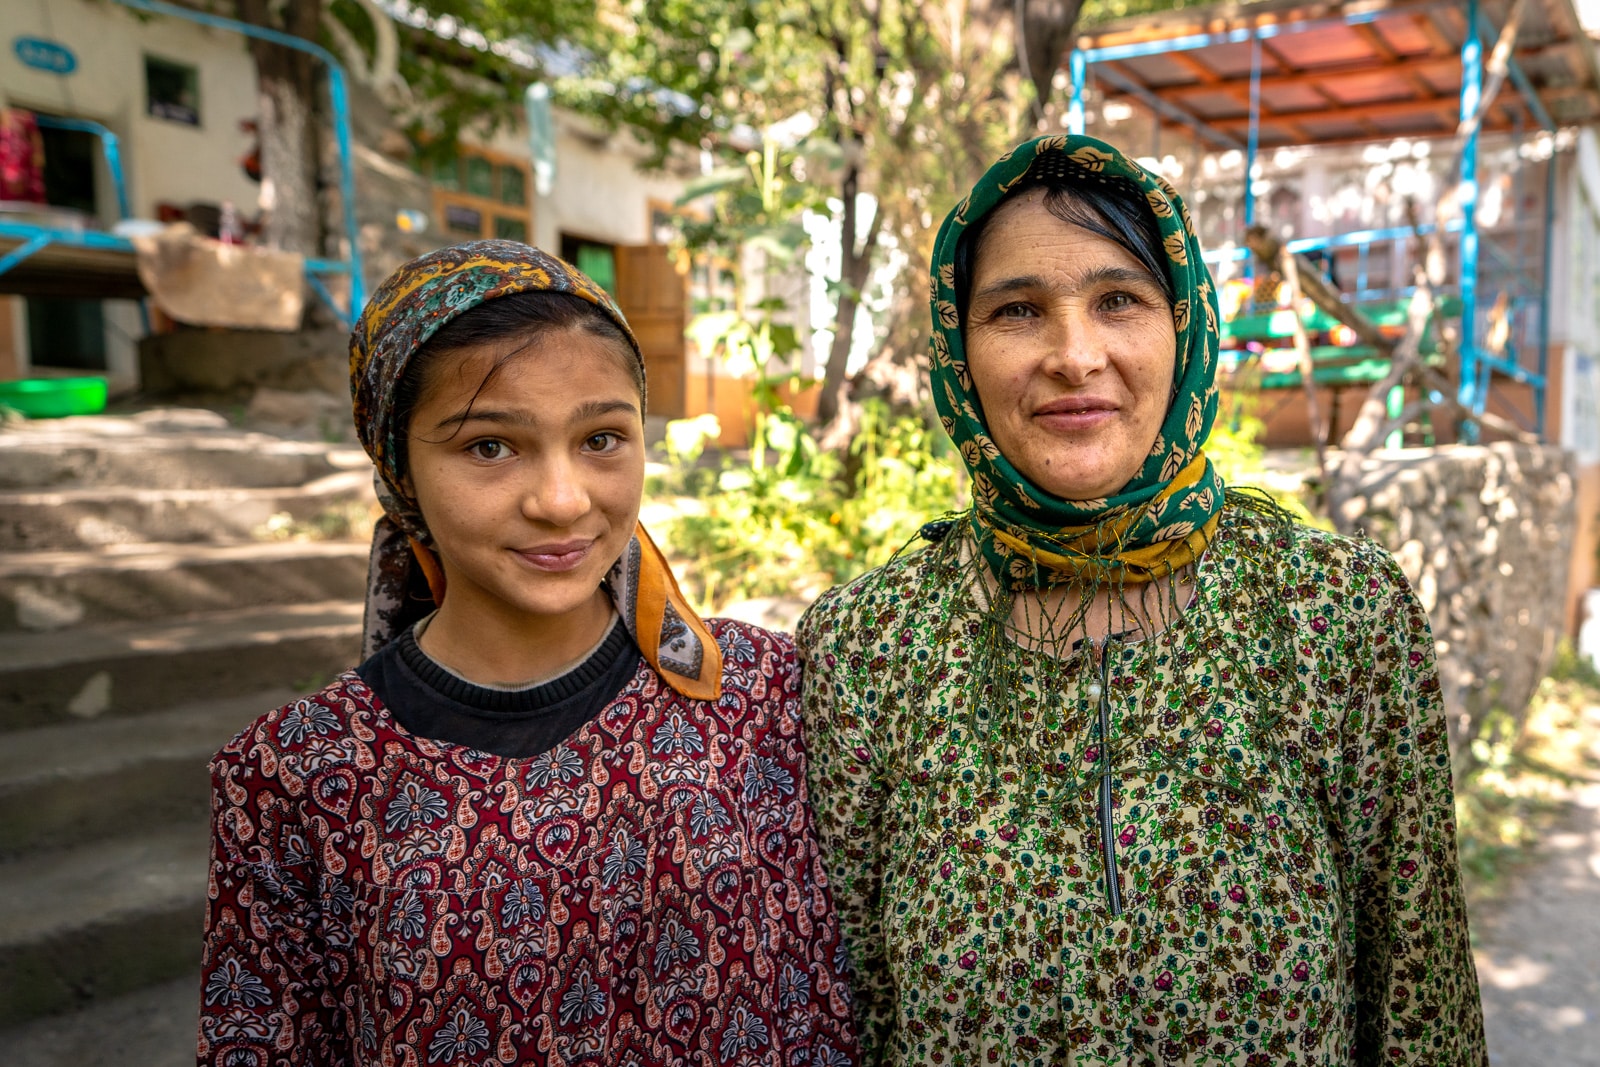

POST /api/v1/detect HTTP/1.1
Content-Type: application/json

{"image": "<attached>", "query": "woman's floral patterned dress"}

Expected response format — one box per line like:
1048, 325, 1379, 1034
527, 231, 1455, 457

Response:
198, 621, 858, 1066
798, 506, 1486, 1066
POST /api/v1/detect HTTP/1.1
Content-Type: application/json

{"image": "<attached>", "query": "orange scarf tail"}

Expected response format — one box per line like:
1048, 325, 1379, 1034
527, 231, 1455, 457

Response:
628, 523, 723, 701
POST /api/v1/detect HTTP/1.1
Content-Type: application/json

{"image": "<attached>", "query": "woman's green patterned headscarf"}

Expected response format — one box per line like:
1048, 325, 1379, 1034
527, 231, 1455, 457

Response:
929, 134, 1226, 589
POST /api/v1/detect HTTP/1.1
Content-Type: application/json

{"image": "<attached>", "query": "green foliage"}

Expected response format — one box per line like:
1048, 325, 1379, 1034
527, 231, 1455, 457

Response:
653, 400, 965, 613
1202, 409, 1267, 489
1203, 395, 1323, 526
1451, 651, 1600, 902
1080, 0, 1204, 23
1549, 637, 1600, 689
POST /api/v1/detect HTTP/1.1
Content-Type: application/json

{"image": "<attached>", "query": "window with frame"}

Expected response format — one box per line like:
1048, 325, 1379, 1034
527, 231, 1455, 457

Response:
423, 146, 533, 244
146, 56, 200, 126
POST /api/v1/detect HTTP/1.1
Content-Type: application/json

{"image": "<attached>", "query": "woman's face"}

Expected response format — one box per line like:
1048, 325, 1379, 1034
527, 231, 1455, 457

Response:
965, 187, 1177, 502
404, 327, 645, 629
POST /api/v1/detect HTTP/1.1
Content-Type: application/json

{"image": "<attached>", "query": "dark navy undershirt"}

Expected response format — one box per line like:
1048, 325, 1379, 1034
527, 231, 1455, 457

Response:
355, 618, 642, 759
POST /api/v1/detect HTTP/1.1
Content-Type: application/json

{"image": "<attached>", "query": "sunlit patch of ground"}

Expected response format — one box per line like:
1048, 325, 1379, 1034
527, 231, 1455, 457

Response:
1467, 662, 1600, 1066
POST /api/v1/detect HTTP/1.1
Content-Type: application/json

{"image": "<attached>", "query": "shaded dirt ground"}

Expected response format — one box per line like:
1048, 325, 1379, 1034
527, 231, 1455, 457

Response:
1472, 702, 1600, 1066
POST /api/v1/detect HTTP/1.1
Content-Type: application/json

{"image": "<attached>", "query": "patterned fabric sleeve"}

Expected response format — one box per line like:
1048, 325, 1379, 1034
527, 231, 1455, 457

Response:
1335, 545, 1488, 1066
797, 595, 895, 1060
736, 625, 863, 1063
198, 751, 343, 1067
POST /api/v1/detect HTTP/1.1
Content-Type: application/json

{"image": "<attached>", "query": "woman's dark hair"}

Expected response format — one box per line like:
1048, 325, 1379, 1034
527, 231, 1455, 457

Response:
953, 170, 1175, 324
392, 289, 643, 469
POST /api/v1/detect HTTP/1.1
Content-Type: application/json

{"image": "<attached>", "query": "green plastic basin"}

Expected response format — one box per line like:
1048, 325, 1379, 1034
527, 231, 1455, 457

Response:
0, 377, 109, 418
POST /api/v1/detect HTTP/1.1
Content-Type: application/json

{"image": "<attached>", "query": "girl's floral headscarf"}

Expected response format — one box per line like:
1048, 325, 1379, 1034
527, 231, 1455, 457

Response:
929, 134, 1226, 589
351, 240, 721, 700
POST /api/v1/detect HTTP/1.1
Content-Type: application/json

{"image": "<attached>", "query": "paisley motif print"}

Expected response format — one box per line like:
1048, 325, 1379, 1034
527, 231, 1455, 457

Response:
199, 620, 859, 1066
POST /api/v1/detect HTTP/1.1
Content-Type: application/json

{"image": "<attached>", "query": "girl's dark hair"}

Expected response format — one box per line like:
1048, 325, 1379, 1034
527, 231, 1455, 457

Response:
953, 171, 1175, 323
392, 290, 643, 471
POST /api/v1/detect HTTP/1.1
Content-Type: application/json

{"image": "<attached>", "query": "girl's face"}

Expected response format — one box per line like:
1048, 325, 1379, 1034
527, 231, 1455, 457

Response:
404, 327, 645, 631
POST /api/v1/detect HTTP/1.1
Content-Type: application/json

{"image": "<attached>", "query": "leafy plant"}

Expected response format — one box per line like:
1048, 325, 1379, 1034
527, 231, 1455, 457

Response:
654, 398, 964, 613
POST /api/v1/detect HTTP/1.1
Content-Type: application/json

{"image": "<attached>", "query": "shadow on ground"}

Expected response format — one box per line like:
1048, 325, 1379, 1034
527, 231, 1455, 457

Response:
1473, 704, 1600, 1066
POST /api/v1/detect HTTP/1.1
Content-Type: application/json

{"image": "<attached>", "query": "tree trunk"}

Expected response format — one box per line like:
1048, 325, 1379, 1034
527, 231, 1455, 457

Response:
236, 0, 323, 256
817, 158, 881, 427
1010, 0, 1083, 125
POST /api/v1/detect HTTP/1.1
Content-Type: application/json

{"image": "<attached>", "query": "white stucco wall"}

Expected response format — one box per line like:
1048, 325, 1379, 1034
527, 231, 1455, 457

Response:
2, 0, 262, 221
1557, 130, 1600, 463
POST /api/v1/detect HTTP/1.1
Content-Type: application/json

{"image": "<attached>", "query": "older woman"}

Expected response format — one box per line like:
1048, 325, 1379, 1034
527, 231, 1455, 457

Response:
798, 135, 1486, 1066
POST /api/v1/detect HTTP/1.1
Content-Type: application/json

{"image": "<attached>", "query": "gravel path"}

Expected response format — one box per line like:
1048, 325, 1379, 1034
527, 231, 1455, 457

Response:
1473, 702, 1600, 1066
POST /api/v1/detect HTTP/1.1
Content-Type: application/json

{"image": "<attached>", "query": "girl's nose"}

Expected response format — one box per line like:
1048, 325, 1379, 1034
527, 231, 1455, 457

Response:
525, 458, 590, 526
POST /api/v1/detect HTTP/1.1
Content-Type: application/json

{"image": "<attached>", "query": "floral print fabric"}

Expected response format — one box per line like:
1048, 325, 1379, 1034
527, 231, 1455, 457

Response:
198, 620, 859, 1066
798, 506, 1486, 1066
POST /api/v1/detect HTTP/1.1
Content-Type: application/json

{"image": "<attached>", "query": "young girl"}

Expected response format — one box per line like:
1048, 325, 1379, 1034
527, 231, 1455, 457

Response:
197, 242, 859, 1066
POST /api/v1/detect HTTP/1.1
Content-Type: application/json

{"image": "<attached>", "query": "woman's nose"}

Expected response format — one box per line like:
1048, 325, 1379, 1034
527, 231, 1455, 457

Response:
524, 458, 590, 526
1041, 312, 1108, 382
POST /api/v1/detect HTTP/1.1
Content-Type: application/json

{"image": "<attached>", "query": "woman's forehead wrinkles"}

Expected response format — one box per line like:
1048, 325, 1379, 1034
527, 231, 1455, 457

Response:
971, 265, 1164, 305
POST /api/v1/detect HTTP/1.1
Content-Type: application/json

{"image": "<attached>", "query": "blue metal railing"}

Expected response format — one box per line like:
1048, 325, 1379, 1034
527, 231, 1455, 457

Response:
1072, 0, 1551, 436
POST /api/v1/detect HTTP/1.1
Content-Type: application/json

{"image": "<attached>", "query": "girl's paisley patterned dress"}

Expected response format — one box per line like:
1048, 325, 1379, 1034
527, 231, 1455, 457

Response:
198, 620, 859, 1066
798, 506, 1487, 1067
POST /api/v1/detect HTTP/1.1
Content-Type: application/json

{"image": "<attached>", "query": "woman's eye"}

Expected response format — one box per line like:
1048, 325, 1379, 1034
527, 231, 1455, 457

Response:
996, 302, 1036, 318
1101, 291, 1137, 311
467, 439, 508, 461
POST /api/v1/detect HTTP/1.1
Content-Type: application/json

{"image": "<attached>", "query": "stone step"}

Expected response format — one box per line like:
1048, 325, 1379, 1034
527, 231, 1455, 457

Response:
0, 601, 362, 732
0, 471, 377, 551
0, 541, 370, 633
0, 971, 198, 1067
0, 688, 294, 861
0, 823, 209, 1026
0, 432, 367, 490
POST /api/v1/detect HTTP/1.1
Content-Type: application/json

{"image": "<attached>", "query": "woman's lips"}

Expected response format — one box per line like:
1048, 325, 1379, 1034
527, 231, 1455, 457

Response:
1034, 399, 1117, 431
515, 539, 595, 572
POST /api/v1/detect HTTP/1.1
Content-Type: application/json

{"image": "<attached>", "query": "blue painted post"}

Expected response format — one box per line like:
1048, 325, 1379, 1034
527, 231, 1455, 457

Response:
1068, 50, 1086, 135
34, 117, 131, 220
324, 65, 364, 314
1244, 34, 1261, 229
0, 234, 52, 278
1458, 0, 1482, 434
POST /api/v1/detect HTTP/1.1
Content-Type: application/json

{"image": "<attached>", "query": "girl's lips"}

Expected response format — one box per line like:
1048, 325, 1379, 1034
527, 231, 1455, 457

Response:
514, 540, 594, 572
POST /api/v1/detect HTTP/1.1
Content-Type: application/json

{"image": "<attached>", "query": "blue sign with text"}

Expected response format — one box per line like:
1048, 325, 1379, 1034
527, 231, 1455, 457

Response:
13, 37, 77, 76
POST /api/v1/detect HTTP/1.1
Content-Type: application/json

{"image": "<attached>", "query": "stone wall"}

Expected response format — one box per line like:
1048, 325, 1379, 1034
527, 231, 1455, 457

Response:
1336, 444, 1577, 760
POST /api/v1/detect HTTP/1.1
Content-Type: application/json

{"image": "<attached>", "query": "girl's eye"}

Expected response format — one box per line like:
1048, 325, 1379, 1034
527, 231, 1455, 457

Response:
585, 432, 621, 453
467, 439, 508, 461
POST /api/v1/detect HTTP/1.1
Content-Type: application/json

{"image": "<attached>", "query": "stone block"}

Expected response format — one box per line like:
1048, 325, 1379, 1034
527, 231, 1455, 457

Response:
138, 327, 347, 398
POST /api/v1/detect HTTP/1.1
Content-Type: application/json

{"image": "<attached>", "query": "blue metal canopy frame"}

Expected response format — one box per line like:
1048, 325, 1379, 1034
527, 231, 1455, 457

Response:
0, 0, 366, 328
1066, 0, 1555, 439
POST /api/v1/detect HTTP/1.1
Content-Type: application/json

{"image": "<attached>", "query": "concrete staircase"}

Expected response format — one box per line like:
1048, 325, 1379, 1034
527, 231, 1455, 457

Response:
0, 409, 373, 1042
